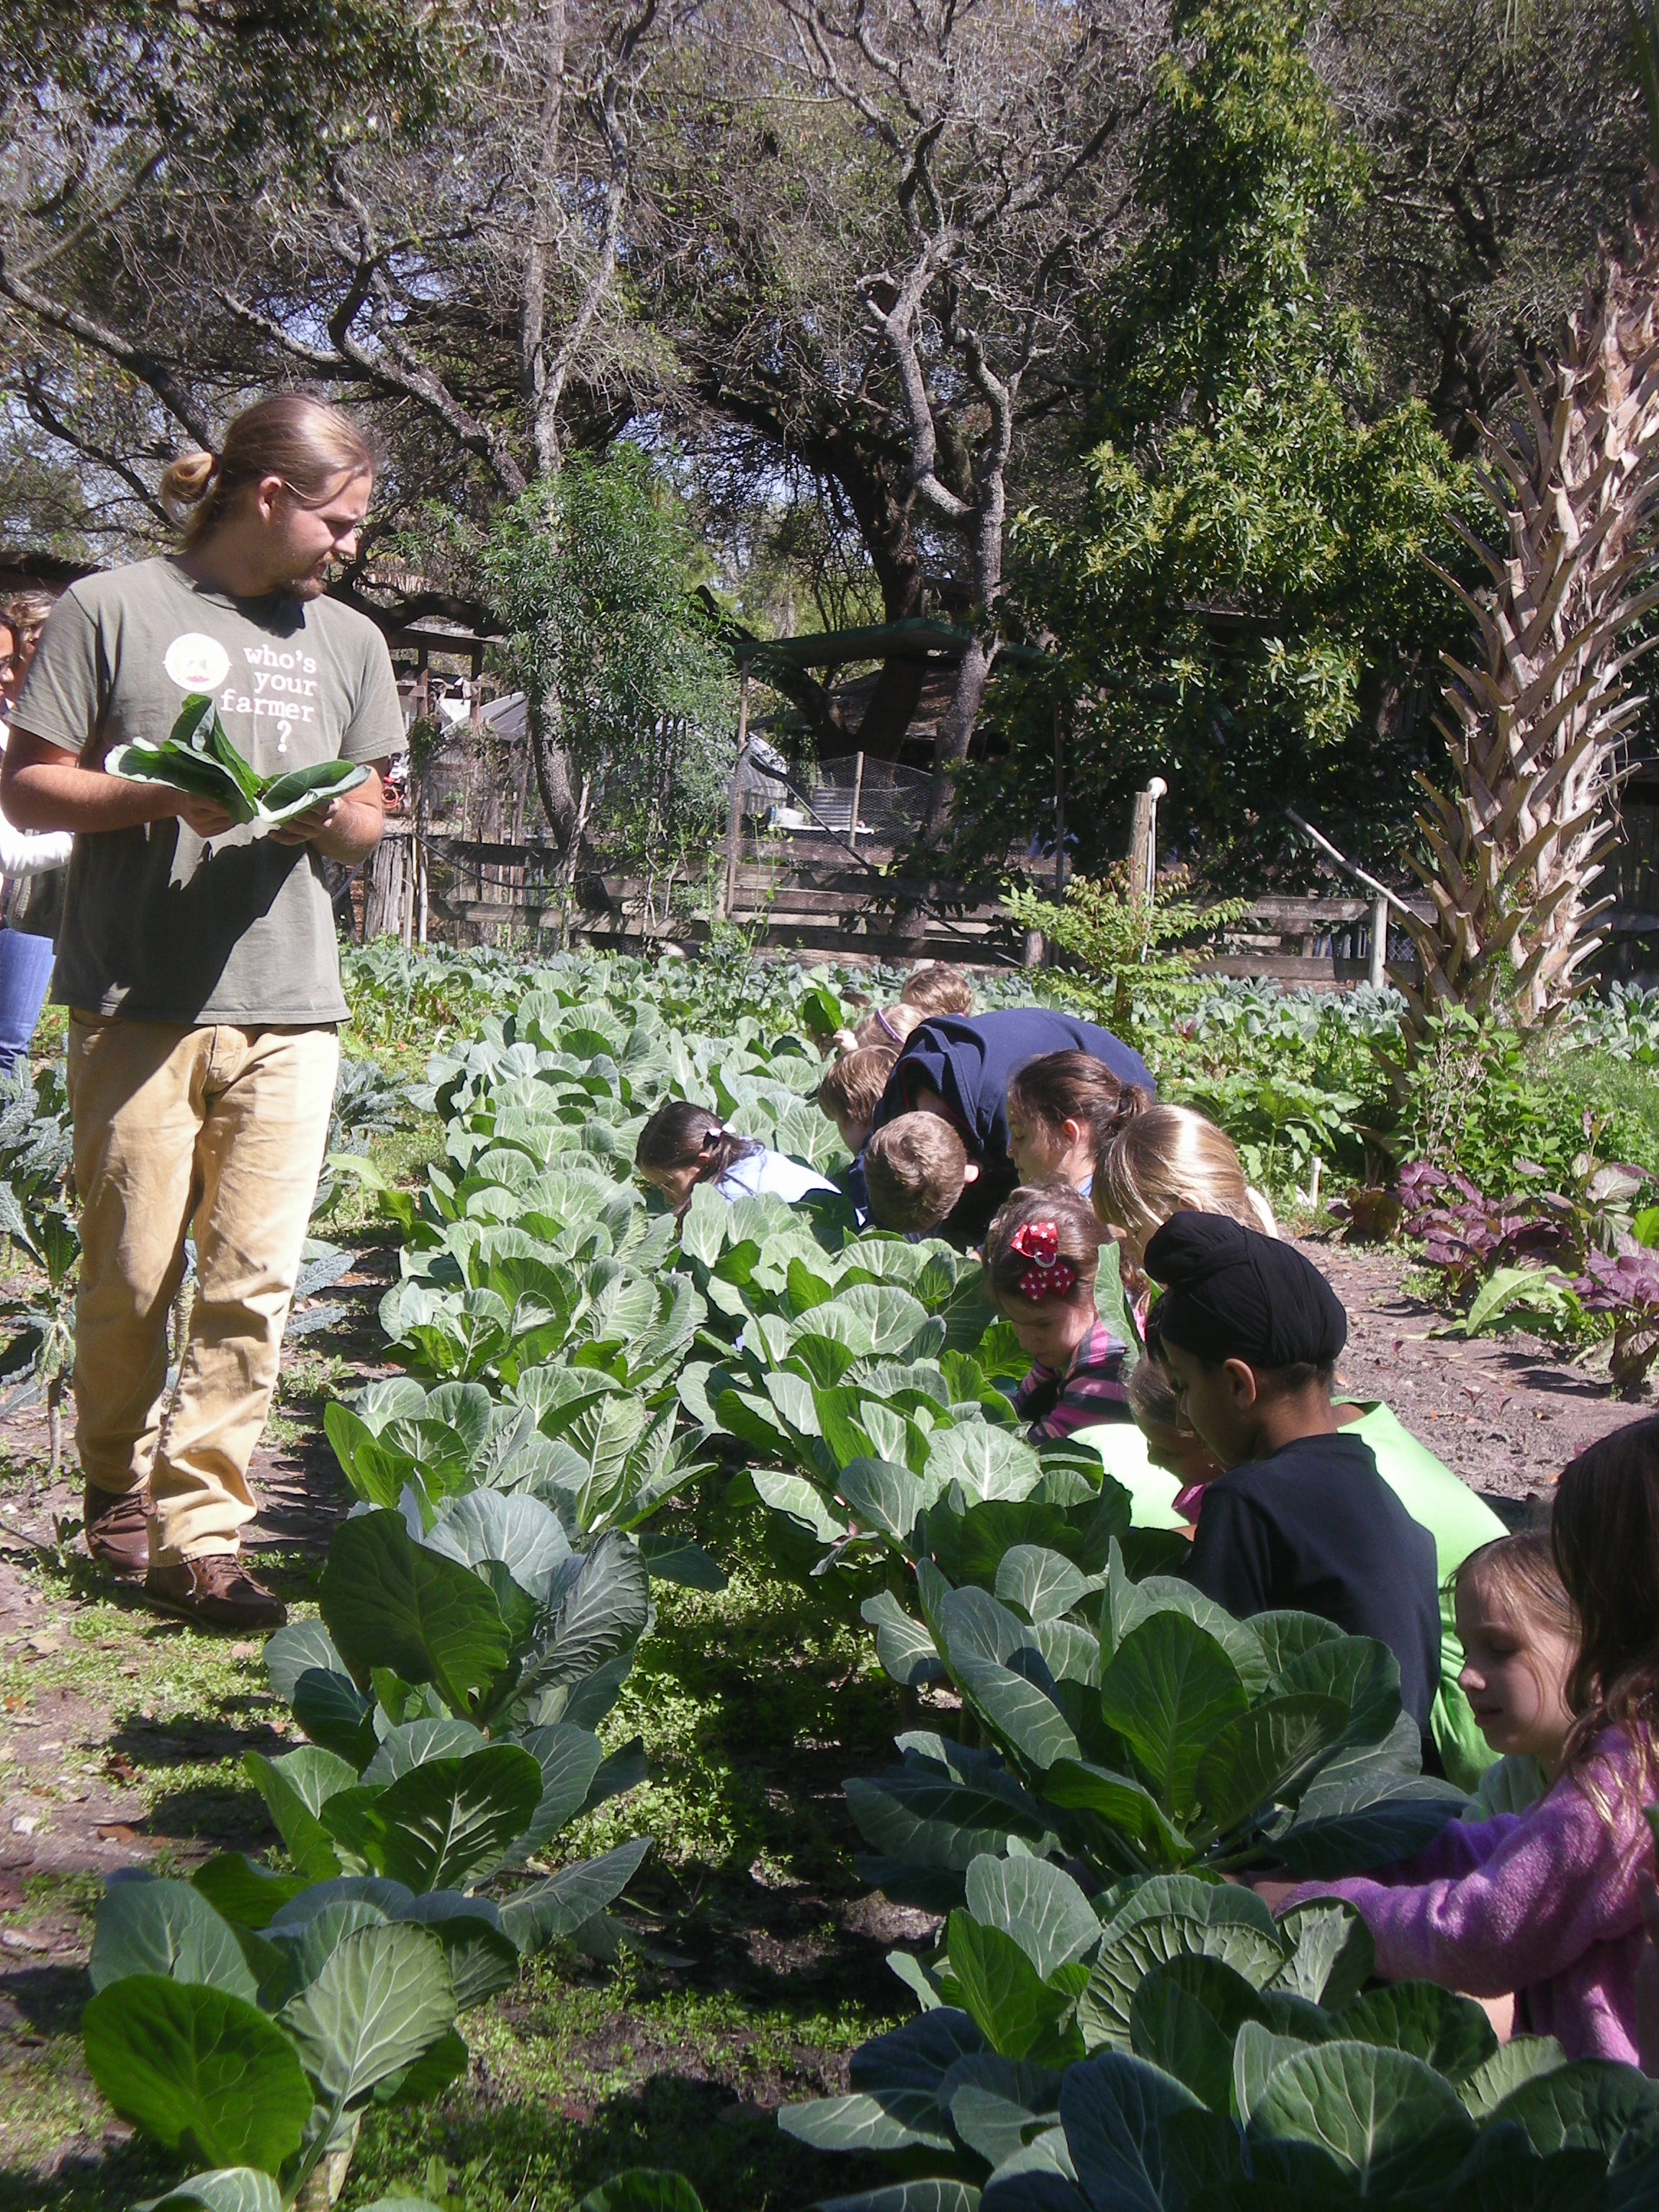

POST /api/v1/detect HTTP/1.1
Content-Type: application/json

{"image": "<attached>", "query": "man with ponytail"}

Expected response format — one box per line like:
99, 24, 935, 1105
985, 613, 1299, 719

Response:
0, 393, 400, 1629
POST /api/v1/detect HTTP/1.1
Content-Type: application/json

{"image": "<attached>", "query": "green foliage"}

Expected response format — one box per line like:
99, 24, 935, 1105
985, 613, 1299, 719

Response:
80, 1866, 471, 2208
482, 450, 737, 861
1004, 868, 1249, 1043
783, 1857, 1659, 2208
992, 0, 1469, 880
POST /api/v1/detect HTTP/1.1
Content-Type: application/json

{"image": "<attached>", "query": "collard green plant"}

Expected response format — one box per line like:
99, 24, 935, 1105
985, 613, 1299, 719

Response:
847, 1543, 1463, 1903
107, 693, 369, 830
81, 1866, 472, 2209
783, 1853, 1659, 2212
252, 1497, 651, 1957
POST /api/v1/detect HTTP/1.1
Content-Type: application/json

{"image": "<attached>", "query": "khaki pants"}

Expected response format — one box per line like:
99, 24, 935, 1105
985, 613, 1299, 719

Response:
67, 1016, 338, 1565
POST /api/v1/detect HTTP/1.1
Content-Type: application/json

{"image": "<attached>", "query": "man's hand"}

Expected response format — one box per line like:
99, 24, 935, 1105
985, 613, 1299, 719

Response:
176, 793, 238, 840
268, 797, 346, 848
266, 767, 386, 864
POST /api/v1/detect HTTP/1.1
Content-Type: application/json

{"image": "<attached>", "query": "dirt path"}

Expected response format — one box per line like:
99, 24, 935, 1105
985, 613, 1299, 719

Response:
1301, 1232, 1642, 1508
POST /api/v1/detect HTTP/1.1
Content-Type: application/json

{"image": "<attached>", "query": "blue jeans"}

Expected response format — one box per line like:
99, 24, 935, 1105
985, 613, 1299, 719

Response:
0, 926, 56, 1075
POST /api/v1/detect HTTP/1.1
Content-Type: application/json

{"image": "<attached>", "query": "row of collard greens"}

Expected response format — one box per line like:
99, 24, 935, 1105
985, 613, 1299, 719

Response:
78, 956, 1659, 2210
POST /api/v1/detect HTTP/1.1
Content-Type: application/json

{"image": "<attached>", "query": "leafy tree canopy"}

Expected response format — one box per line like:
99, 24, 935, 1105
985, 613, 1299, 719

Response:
995, 0, 1472, 882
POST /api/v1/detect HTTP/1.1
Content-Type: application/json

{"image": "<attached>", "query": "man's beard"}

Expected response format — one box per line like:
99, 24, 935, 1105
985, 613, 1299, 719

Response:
289, 568, 331, 601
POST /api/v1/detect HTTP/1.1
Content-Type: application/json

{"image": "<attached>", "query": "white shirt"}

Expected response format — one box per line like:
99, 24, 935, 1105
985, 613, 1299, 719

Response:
0, 723, 73, 891
717, 1147, 838, 1204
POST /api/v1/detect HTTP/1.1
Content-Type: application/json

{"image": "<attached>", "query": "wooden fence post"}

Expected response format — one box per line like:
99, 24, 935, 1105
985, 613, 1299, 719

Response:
1128, 788, 1154, 897
848, 750, 866, 849
723, 665, 752, 920
1369, 894, 1388, 989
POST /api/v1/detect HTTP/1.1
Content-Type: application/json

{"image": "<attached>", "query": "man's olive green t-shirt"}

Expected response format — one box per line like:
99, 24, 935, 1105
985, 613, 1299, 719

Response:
12, 557, 403, 1025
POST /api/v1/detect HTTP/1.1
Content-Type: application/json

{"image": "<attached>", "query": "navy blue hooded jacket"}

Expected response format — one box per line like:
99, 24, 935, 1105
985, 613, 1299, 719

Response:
868, 1009, 1155, 1242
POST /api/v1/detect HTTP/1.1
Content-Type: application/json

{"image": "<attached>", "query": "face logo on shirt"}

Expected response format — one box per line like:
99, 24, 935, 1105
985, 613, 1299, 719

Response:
163, 633, 233, 693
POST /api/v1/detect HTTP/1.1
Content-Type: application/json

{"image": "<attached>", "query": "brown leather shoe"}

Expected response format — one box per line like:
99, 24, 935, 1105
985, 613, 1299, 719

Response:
84, 1484, 151, 1575
143, 1554, 287, 1631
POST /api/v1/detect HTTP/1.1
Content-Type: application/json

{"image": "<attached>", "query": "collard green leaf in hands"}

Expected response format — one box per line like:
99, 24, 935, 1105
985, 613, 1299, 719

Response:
1097, 1613, 1249, 1820
256, 757, 369, 821
321, 1745, 544, 1892
1270, 1771, 1466, 1878
276, 1920, 457, 2110
81, 1974, 312, 2172
90, 1876, 257, 2002
1268, 1902, 1373, 2008
320, 1508, 511, 1714
963, 1853, 1100, 1981
104, 742, 258, 824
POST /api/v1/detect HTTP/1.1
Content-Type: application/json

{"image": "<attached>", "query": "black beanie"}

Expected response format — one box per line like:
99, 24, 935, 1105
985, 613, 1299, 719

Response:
1143, 1210, 1346, 1369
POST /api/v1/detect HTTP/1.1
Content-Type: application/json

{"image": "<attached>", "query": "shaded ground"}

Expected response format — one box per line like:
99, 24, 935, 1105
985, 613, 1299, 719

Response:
0, 1226, 1648, 2208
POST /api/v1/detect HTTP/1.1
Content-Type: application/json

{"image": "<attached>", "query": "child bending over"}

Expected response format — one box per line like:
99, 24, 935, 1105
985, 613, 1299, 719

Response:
1277, 1417, 1659, 2064
1145, 1210, 1441, 1740
1094, 1103, 1275, 1299
982, 1187, 1129, 1441
900, 963, 976, 1017
636, 1101, 835, 1218
816, 1046, 896, 1223
1005, 1051, 1151, 1194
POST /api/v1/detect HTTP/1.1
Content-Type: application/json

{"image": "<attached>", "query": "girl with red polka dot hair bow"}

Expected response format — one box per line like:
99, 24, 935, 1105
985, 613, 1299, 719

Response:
982, 1185, 1130, 1443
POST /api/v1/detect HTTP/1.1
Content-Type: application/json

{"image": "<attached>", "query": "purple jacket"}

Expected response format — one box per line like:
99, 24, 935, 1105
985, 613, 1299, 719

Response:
1284, 1728, 1655, 2064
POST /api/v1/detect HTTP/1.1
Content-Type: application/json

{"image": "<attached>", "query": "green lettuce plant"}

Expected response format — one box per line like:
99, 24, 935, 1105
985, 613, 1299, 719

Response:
106, 693, 369, 830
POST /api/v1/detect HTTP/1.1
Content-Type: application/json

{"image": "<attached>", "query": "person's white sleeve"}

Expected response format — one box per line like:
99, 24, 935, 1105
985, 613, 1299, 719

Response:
0, 819, 73, 878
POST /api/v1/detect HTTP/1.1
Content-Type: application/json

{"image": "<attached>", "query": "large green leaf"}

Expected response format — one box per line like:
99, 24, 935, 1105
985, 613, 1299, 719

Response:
321, 1746, 544, 1892
947, 1912, 1084, 2066
928, 1425, 1044, 1504
143, 2171, 284, 2212
963, 1854, 1100, 1981
1487, 2059, 1659, 2159
264, 1620, 350, 1703
1192, 1694, 1351, 1835
82, 1976, 312, 2172
1128, 1954, 1268, 2113
361, 1718, 486, 1785
242, 1748, 356, 1883
320, 1509, 511, 1714
1058, 2049, 1204, 2212
580, 2172, 706, 2212
837, 1456, 925, 1542
1336, 1983, 1496, 2082
1098, 1614, 1248, 1820
994, 1546, 1091, 1624
1042, 1758, 1192, 1872
508, 1723, 607, 1861
190, 1857, 309, 1933
861, 1591, 945, 1688
397, 1892, 520, 2010
942, 2052, 1063, 2170
90, 1877, 256, 2002
1456, 2036, 1568, 2120
277, 1921, 457, 2110
1247, 2039, 1476, 2193
498, 1836, 652, 1951
1081, 1888, 1287, 2051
